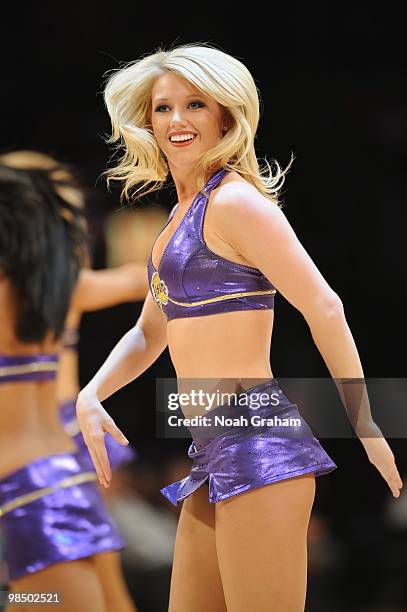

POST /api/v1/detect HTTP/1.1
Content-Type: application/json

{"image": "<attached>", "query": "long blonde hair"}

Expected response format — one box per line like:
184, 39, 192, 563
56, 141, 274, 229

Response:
104, 43, 292, 206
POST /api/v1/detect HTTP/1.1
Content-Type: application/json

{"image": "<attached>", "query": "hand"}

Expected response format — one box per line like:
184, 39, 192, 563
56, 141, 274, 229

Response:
358, 421, 403, 498
76, 387, 129, 487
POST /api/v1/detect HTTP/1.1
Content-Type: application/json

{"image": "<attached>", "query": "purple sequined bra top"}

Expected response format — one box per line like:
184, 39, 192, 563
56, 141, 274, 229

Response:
147, 168, 277, 320
0, 353, 58, 383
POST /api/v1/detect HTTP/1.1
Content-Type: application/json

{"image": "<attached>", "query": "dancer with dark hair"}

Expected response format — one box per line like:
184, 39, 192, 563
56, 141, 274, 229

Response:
0, 157, 136, 611
0, 151, 147, 474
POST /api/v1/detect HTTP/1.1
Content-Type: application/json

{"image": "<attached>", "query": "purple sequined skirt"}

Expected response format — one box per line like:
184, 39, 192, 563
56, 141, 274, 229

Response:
59, 400, 137, 472
161, 378, 337, 505
0, 452, 124, 581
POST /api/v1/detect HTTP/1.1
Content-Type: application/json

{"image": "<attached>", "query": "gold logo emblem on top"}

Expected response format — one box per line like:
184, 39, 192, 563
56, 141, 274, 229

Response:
151, 271, 169, 309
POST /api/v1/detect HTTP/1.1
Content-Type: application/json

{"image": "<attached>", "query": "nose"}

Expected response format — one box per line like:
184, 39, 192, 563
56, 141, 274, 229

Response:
169, 106, 187, 126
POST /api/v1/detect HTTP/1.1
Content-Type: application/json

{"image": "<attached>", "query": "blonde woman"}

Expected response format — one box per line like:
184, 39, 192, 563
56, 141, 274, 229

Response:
77, 44, 403, 611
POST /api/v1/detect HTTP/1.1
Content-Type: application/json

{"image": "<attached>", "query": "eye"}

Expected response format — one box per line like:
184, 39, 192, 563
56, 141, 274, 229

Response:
154, 104, 169, 112
189, 101, 204, 109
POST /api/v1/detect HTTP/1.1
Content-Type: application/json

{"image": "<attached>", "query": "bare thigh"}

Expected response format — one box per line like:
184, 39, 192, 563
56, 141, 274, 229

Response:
168, 484, 227, 612
92, 551, 137, 612
215, 474, 316, 612
7, 557, 106, 612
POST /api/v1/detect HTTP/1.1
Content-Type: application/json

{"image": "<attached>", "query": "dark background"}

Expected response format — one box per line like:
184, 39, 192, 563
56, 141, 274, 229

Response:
2, 3, 407, 609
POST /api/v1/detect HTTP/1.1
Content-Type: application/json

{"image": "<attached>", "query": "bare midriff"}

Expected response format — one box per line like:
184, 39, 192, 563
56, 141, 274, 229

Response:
0, 380, 77, 478
167, 308, 274, 380
0, 280, 77, 479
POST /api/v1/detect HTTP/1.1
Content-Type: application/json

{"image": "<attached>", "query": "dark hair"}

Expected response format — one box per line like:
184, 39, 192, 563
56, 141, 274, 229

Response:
0, 164, 89, 342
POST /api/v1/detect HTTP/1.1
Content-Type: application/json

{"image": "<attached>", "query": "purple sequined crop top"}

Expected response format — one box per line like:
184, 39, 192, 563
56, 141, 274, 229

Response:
0, 354, 58, 383
147, 168, 277, 321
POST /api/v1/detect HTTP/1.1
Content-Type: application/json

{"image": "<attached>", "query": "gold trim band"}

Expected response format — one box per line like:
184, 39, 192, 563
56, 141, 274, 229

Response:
0, 362, 58, 377
150, 270, 276, 310
0, 471, 98, 517
168, 289, 276, 307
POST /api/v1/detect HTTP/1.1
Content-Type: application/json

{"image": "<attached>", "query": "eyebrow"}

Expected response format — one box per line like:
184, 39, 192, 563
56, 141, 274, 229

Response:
153, 94, 204, 103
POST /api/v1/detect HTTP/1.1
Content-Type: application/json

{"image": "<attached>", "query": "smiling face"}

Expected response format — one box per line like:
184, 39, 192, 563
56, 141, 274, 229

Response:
150, 71, 227, 171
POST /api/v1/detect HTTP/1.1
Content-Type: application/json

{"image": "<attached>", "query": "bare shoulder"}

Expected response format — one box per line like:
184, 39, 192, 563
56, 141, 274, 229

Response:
212, 172, 283, 227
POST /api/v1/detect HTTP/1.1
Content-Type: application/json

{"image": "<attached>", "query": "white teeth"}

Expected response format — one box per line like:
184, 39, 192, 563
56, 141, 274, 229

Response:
170, 133, 195, 142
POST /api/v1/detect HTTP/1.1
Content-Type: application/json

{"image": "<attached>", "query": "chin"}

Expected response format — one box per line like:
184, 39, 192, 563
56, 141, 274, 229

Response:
167, 154, 201, 169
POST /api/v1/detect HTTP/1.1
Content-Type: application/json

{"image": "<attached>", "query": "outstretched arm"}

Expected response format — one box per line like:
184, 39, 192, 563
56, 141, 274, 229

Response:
71, 262, 149, 312
212, 182, 403, 497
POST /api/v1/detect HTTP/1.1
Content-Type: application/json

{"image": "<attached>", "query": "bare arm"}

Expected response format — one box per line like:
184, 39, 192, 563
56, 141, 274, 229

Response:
212, 182, 402, 496
83, 291, 167, 401
71, 262, 149, 312
214, 183, 364, 375
76, 291, 167, 485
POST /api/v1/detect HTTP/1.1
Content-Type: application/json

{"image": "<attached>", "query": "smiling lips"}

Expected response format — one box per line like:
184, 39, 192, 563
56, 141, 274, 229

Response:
169, 132, 197, 147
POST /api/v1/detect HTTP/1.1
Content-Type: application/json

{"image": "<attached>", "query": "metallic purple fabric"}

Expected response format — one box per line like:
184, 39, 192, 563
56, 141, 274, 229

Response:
0, 354, 58, 383
161, 378, 337, 505
147, 168, 276, 320
59, 400, 137, 471
0, 452, 124, 581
